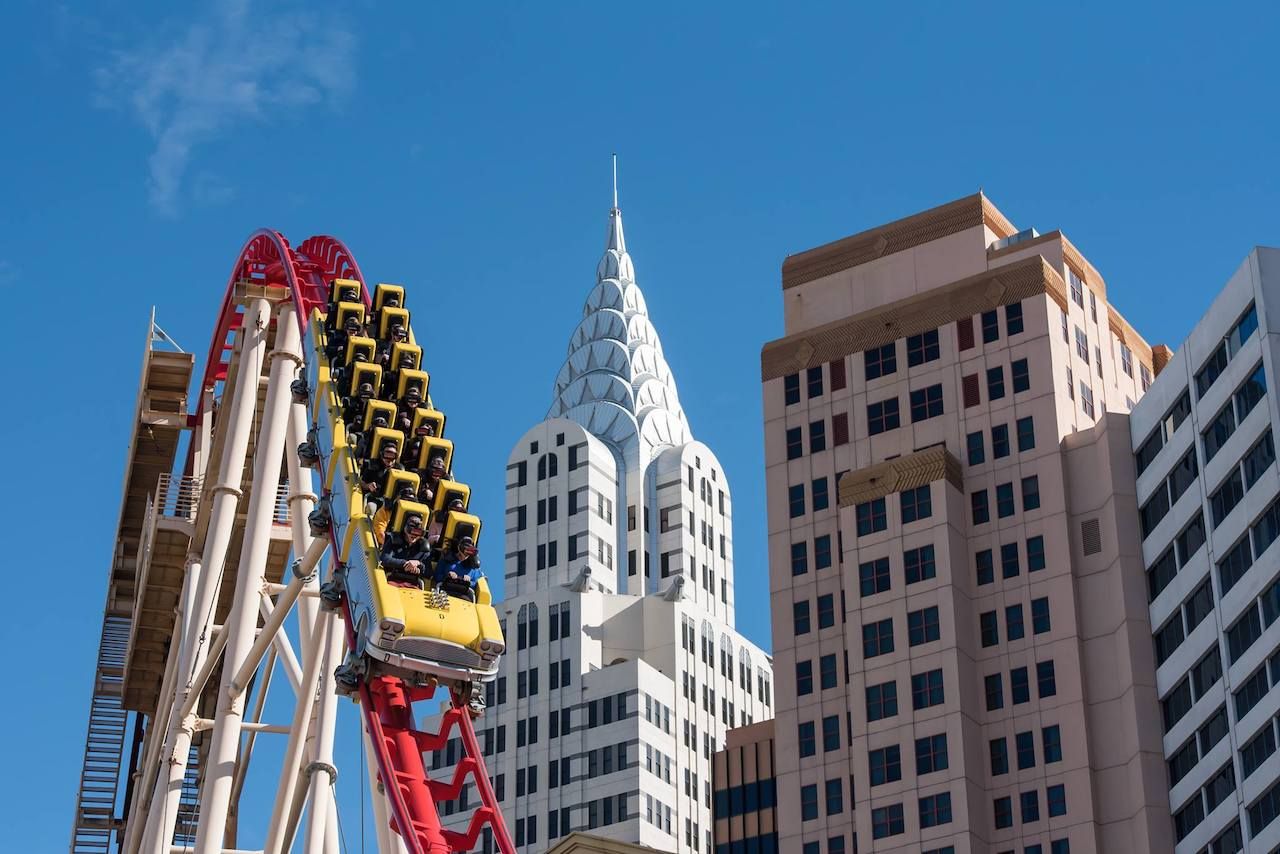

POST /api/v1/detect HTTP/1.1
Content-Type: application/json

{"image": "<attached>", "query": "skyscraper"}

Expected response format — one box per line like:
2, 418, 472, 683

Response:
1130, 247, 1280, 852
433, 200, 773, 853
759, 194, 1175, 853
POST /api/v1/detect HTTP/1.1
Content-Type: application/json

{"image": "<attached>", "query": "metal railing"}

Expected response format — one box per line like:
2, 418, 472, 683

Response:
156, 473, 202, 520
273, 480, 292, 526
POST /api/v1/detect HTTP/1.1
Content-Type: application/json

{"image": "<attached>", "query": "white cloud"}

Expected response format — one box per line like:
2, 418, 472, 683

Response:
96, 0, 354, 216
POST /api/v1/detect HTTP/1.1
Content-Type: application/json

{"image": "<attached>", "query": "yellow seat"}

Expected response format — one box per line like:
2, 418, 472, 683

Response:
344, 336, 377, 366
416, 436, 454, 472
384, 470, 421, 503
331, 278, 361, 305
411, 407, 445, 438
441, 511, 482, 552
335, 301, 366, 331
369, 428, 406, 463
390, 499, 433, 534
432, 480, 471, 514
374, 283, 405, 314
395, 368, 430, 402
347, 363, 383, 398
389, 342, 422, 372
362, 400, 397, 433
379, 306, 410, 340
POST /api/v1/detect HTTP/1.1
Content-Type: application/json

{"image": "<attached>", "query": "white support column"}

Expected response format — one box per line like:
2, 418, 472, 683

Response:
364, 730, 408, 854
139, 297, 271, 854
194, 302, 302, 854
257, 597, 303, 694
285, 400, 320, 650
302, 615, 344, 851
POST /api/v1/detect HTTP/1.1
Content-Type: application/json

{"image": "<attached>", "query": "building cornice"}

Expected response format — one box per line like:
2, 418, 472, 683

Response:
837, 445, 964, 507
780, 193, 1017, 291
761, 256, 1065, 381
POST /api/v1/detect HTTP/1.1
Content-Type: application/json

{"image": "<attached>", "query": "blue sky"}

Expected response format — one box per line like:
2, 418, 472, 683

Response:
5, 0, 1280, 847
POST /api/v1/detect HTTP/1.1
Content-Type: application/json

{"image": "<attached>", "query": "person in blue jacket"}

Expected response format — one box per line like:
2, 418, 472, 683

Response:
434, 536, 482, 596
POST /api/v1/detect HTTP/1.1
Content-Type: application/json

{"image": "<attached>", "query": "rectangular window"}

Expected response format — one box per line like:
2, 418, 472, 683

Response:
817, 593, 835, 629
800, 784, 818, 821
1021, 790, 1041, 823
809, 420, 826, 453
788, 484, 805, 518
812, 477, 829, 512
1017, 415, 1035, 451
866, 680, 898, 721
982, 309, 1000, 343
1012, 357, 1030, 393
907, 329, 941, 366
864, 344, 897, 381
987, 366, 1006, 401
1037, 660, 1057, 698
798, 721, 816, 757
793, 601, 811, 636
785, 427, 803, 460
869, 745, 902, 785
904, 545, 935, 584
1016, 730, 1036, 769
1227, 605, 1262, 663
907, 606, 940, 646
996, 482, 1015, 518
1080, 381, 1095, 418
994, 795, 1013, 829
1210, 469, 1245, 527
795, 660, 813, 696
976, 549, 994, 585
1042, 725, 1062, 763
1075, 326, 1089, 361
819, 654, 837, 690
900, 484, 932, 524
856, 498, 887, 536
980, 611, 999, 647
971, 490, 990, 524
862, 618, 894, 658
985, 673, 1003, 710
1027, 536, 1045, 571
1005, 604, 1025, 641
1031, 597, 1051, 634
957, 316, 975, 351
867, 397, 901, 435
814, 534, 832, 570
807, 366, 824, 399
1069, 268, 1084, 306
1047, 784, 1067, 817
1011, 666, 1030, 704
919, 792, 952, 828
1242, 726, 1277, 779
790, 541, 808, 576
911, 669, 945, 709
784, 373, 800, 405
910, 384, 944, 421
859, 557, 890, 597
1022, 476, 1040, 511
871, 803, 904, 839
1244, 429, 1276, 488
1006, 302, 1024, 335
992, 424, 1010, 458
829, 359, 846, 391
990, 737, 1009, 775
967, 431, 985, 465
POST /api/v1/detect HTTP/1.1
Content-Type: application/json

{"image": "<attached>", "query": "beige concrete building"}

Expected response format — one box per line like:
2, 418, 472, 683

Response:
712, 721, 778, 854
759, 194, 1176, 853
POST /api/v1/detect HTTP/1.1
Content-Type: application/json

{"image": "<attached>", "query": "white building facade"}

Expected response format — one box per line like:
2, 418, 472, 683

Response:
1130, 247, 1280, 853
432, 203, 773, 854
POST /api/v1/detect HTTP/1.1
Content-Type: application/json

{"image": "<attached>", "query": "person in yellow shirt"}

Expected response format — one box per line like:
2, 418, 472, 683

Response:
372, 482, 418, 545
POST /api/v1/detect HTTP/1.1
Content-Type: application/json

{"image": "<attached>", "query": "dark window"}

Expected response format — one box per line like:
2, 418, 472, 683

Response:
1022, 476, 1041, 511
1203, 399, 1237, 462
862, 618, 894, 658
994, 796, 1013, 829
1006, 302, 1024, 335
1012, 358, 1030, 393
864, 344, 897, 381
907, 606, 940, 646
869, 745, 902, 786
1047, 784, 1067, 817
859, 558, 891, 597
790, 542, 808, 576
793, 601, 811, 636
866, 681, 898, 721
795, 660, 813, 696
788, 484, 805, 519
801, 784, 818, 821
985, 673, 1004, 710
982, 310, 1000, 343
976, 549, 994, 585
1006, 604, 1025, 641
1011, 666, 1030, 704
819, 654, 838, 690
1027, 536, 1046, 571
1016, 730, 1036, 769
1163, 678, 1193, 731
1037, 660, 1057, 697
900, 485, 932, 524
814, 534, 833, 570
911, 669, 944, 709
971, 490, 990, 524
907, 329, 940, 366
967, 431, 985, 465
807, 366, 824, 399
957, 316, 975, 351
784, 373, 800, 405
904, 545, 935, 584
829, 359, 846, 391
856, 498, 887, 536
798, 721, 816, 757
1147, 546, 1178, 601
1227, 605, 1262, 663
990, 738, 1009, 775
987, 366, 1006, 401
1219, 535, 1253, 594
817, 594, 835, 629
992, 424, 1010, 458
1001, 542, 1020, 578
996, 482, 1015, 518
1244, 429, 1276, 488
1042, 725, 1062, 763
812, 477, 830, 512
871, 803, 904, 839
1017, 416, 1035, 451
785, 427, 803, 460
867, 397, 901, 435
919, 792, 952, 828
1242, 726, 1277, 779
1031, 597, 1051, 634
980, 611, 999, 647
910, 384, 944, 421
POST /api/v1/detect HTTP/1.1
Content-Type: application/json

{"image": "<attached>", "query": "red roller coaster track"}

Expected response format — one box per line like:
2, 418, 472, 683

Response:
193, 230, 513, 854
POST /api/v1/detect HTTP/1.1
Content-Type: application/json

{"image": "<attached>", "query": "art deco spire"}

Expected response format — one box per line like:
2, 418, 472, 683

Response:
548, 174, 692, 458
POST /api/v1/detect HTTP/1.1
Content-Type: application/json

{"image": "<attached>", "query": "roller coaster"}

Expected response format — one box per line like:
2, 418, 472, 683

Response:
69, 231, 513, 854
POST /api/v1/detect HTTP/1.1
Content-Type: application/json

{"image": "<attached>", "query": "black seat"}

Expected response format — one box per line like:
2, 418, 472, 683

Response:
438, 578, 476, 603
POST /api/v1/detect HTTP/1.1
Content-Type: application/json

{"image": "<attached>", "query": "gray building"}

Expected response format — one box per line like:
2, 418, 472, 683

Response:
1130, 247, 1280, 853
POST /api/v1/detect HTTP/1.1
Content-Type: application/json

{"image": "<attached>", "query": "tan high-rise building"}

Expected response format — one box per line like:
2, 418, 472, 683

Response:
758, 194, 1176, 853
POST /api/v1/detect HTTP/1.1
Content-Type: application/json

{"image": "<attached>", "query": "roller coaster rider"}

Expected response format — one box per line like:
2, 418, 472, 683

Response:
325, 313, 364, 362
360, 439, 402, 510
434, 536, 482, 599
419, 453, 448, 505
342, 381, 377, 426
379, 511, 431, 588
404, 419, 436, 470
373, 482, 417, 545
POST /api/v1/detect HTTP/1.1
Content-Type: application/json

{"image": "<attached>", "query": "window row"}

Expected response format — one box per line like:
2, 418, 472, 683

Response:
976, 536, 1047, 585
1166, 704, 1228, 789
713, 777, 777, 819
1209, 428, 1275, 529
795, 651, 847, 696
1225, 576, 1280, 671
962, 358, 1032, 409
1203, 361, 1268, 463
799, 777, 846, 820
1195, 301, 1258, 400
967, 416, 1036, 465
984, 661, 1058, 710
864, 668, 947, 722
783, 363, 843, 406
989, 725, 1062, 775
856, 543, 937, 597
1146, 511, 1207, 602
788, 477, 832, 518
867, 732, 949, 785
979, 598, 1051, 647
790, 533, 835, 576
785, 415, 849, 459
543, 792, 633, 843
1139, 446, 1198, 539
1217, 493, 1280, 595
860, 607, 942, 658
855, 483, 934, 536
971, 477, 1042, 524
1173, 760, 1236, 843
867, 790, 956, 839
993, 784, 1068, 829
1152, 576, 1213, 666
1136, 390, 1192, 475
1161, 645, 1223, 733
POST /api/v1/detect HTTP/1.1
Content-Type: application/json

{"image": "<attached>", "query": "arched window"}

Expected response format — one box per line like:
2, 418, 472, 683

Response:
537, 455, 546, 480
536, 452, 559, 481
701, 621, 714, 666
720, 634, 733, 680
527, 603, 539, 647
739, 648, 752, 688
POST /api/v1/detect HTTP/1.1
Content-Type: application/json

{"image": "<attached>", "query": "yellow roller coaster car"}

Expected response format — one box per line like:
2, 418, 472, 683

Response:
306, 313, 504, 700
